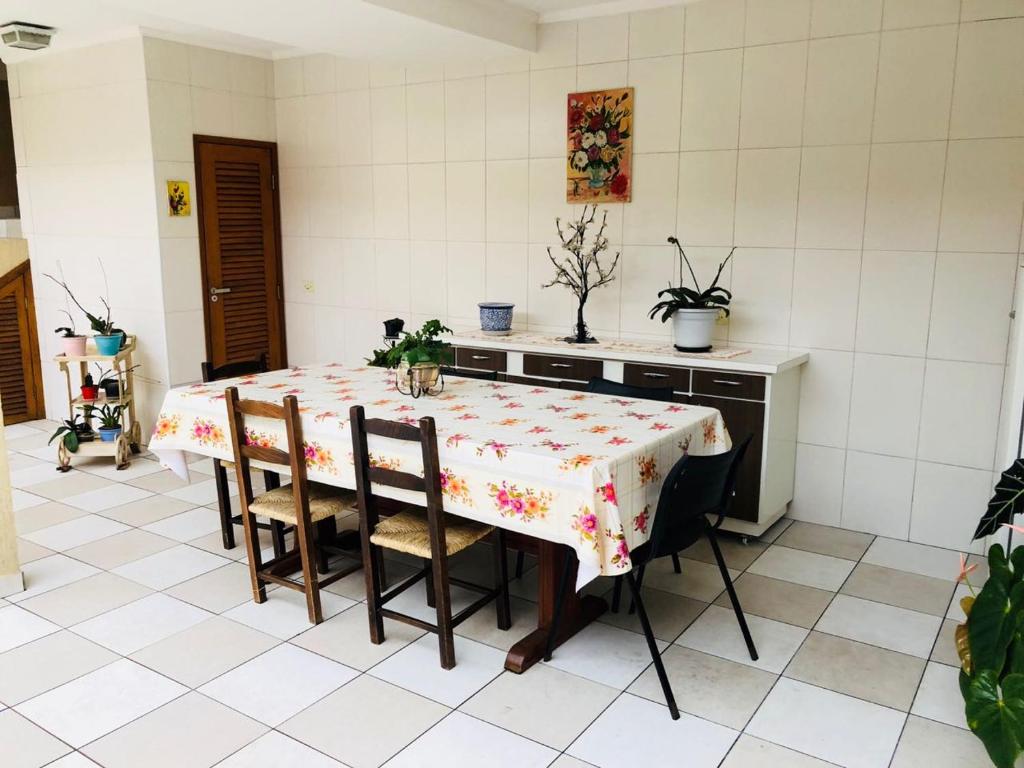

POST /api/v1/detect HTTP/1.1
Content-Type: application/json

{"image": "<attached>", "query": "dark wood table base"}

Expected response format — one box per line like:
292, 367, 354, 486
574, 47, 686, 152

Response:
505, 539, 607, 673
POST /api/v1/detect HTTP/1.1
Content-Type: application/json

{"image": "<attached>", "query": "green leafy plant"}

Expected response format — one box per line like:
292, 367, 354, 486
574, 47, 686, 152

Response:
648, 238, 734, 323
48, 415, 85, 452
367, 319, 453, 369
956, 470, 1024, 767
85, 403, 123, 430
44, 266, 117, 335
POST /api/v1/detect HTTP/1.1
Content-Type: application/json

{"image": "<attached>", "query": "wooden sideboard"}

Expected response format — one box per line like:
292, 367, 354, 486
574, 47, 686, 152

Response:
448, 331, 808, 539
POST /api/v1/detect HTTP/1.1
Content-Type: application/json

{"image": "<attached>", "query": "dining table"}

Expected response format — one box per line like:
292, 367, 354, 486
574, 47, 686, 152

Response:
147, 363, 730, 672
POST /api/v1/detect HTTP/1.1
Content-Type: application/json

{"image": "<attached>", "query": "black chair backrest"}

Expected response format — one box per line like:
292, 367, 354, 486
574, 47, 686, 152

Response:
440, 366, 498, 381
202, 354, 268, 383
349, 405, 449, 553
586, 376, 674, 403
641, 435, 753, 565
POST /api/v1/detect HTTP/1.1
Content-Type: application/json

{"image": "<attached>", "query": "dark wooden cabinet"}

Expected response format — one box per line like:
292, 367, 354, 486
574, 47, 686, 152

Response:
522, 353, 603, 382
455, 347, 507, 372
691, 395, 765, 523
623, 362, 691, 392
692, 370, 765, 400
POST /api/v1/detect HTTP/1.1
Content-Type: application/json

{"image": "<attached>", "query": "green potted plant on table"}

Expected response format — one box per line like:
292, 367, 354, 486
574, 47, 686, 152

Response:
85, 403, 123, 442
956, 458, 1024, 767
368, 319, 453, 397
649, 238, 734, 352
54, 311, 87, 357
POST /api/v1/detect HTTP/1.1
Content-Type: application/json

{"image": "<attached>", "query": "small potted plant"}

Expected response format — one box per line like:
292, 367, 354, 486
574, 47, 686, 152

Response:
95, 363, 137, 399
49, 415, 87, 453
80, 372, 99, 401
649, 239, 734, 352
54, 311, 87, 357
85, 403, 123, 442
368, 319, 453, 396
45, 265, 125, 356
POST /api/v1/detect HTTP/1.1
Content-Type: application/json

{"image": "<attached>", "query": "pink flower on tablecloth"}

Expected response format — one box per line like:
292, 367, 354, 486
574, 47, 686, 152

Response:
191, 418, 226, 447
598, 482, 617, 505
607, 526, 630, 567
304, 441, 337, 473
607, 436, 631, 446
625, 411, 653, 421
650, 422, 671, 431
665, 404, 684, 412
571, 507, 600, 548
445, 433, 470, 448
456, 413, 479, 421
633, 505, 650, 534
527, 426, 551, 434
538, 439, 577, 452
476, 439, 513, 459
488, 482, 551, 521
439, 468, 473, 506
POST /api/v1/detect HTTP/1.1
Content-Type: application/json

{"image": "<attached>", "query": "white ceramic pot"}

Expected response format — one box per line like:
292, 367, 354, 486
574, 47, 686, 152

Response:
671, 308, 719, 351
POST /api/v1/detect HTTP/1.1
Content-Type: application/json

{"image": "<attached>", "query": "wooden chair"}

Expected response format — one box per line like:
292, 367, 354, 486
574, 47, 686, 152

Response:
225, 387, 361, 624
201, 355, 288, 555
544, 436, 758, 719
350, 405, 511, 669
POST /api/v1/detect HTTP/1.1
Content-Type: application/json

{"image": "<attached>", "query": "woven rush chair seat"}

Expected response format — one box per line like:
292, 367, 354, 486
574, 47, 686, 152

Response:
250, 483, 355, 525
371, 508, 493, 558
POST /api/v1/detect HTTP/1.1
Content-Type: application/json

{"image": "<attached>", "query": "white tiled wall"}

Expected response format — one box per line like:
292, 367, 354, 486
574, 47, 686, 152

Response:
273, 0, 1024, 551
142, 37, 276, 387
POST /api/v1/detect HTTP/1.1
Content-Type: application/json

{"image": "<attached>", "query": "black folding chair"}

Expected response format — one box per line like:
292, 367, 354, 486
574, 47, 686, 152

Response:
586, 376, 674, 402
544, 435, 758, 720
440, 366, 499, 381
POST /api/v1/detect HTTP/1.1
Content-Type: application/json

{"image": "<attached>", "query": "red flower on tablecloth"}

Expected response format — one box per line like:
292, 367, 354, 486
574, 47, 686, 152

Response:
153, 413, 180, 439
625, 410, 653, 421
394, 404, 415, 412
370, 398, 393, 406
607, 527, 630, 567
633, 504, 650, 534
244, 428, 277, 448
476, 439, 514, 460
191, 418, 226, 447
547, 405, 571, 413
314, 411, 340, 422
528, 388, 548, 394
456, 413, 479, 421
571, 507, 600, 548
567, 393, 589, 401
560, 453, 598, 471
488, 481, 551, 521
611, 398, 633, 406
445, 433, 470, 448
703, 417, 721, 445
440, 468, 473, 506
398, 416, 418, 426
447, 404, 470, 411
494, 418, 525, 427
492, 393, 515, 401
527, 426, 551, 434
503, 401, 523, 409
266, 383, 288, 389
284, 388, 302, 395
638, 455, 660, 485
536, 439, 575, 452
304, 441, 337, 473
607, 436, 632, 446
598, 482, 617, 505
650, 422, 671, 431
665, 404, 684, 413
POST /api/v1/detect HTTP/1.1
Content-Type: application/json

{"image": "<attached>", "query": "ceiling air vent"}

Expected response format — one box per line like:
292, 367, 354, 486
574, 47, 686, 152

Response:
0, 22, 55, 51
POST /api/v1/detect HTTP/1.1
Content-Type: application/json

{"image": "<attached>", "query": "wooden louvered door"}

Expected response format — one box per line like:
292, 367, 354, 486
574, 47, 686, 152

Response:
195, 136, 286, 370
0, 262, 44, 424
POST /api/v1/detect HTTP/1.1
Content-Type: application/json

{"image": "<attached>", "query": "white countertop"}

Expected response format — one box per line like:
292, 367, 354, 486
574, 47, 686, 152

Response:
450, 329, 808, 375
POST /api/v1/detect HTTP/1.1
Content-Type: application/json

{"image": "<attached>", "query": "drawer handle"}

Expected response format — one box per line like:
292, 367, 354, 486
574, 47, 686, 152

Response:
549, 363, 572, 369
642, 372, 669, 379
470, 355, 490, 360
712, 379, 742, 386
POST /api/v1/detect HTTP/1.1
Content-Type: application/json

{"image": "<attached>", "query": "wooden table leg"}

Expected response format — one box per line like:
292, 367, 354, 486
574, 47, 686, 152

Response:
504, 539, 606, 674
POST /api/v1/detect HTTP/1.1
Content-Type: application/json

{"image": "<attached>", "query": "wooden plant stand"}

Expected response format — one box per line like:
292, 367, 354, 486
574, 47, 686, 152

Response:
53, 336, 142, 471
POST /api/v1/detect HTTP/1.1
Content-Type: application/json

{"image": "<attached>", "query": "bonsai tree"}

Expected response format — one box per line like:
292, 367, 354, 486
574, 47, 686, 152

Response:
648, 238, 735, 323
542, 205, 620, 344
367, 319, 453, 369
956, 458, 1024, 767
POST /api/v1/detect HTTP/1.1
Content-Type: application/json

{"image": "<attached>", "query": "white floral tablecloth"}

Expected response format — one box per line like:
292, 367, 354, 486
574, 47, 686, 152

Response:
148, 365, 730, 586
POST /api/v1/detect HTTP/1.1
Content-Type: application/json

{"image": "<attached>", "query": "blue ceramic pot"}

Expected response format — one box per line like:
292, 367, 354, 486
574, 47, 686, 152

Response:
98, 426, 122, 443
94, 333, 124, 356
478, 302, 514, 332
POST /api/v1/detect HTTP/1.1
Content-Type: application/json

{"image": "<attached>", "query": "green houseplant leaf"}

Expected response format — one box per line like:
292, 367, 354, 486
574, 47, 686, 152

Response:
974, 459, 1024, 540
963, 670, 1024, 768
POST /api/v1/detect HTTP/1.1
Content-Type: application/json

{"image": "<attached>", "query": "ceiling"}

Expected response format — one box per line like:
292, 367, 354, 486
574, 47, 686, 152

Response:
0, 0, 685, 63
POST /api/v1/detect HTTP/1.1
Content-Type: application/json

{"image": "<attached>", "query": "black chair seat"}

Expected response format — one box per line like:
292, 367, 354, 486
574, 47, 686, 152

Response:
586, 376, 674, 402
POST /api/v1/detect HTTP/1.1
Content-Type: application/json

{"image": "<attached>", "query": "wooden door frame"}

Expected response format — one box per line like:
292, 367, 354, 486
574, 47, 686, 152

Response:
0, 260, 44, 423
193, 134, 288, 368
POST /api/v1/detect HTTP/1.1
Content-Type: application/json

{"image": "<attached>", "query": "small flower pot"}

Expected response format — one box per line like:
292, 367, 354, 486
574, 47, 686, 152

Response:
98, 425, 122, 443
81, 385, 100, 401
61, 335, 87, 357
102, 380, 120, 399
383, 318, 405, 338
478, 302, 514, 335
671, 308, 720, 352
94, 333, 123, 356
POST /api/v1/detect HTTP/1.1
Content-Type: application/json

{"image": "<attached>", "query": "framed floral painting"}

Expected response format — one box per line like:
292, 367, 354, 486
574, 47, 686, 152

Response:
566, 87, 633, 203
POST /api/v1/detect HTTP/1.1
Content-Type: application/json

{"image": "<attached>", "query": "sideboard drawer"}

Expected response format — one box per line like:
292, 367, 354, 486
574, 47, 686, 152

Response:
523, 353, 603, 382
692, 369, 765, 400
623, 362, 691, 392
455, 347, 507, 372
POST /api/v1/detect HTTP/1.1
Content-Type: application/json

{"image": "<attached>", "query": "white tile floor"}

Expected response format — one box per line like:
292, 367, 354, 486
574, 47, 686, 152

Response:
3, 420, 991, 767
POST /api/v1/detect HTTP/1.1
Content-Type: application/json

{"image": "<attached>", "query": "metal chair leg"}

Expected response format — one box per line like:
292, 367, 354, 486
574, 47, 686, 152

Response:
610, 575, 623, 613
213, 462, 235, 550
671, 552, 682, 573
543, 550, 574, 662
627, 563, 645, 615
706, 526, 758, 661
625, 571, 679, 720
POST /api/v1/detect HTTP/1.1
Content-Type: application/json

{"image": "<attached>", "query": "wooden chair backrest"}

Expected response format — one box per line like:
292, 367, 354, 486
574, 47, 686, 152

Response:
224, 386, 311, 525
201, 354, 268, 383
348, 405, 447, 555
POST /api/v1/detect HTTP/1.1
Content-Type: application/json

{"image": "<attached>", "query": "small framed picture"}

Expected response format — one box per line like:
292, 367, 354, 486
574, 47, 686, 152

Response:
167, 180, 191, 216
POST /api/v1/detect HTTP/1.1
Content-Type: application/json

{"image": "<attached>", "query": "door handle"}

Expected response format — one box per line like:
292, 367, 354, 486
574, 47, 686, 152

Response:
209, 286, 231, 303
